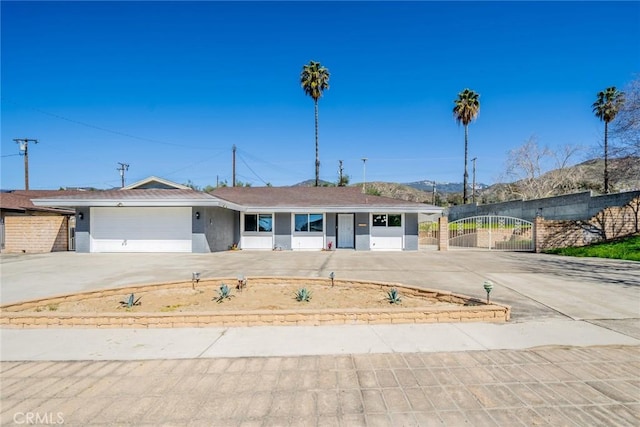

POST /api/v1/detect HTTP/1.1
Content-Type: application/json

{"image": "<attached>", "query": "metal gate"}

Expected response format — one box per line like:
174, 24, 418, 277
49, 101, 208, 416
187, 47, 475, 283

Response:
449, 215, 534, 251
419, 220, 439, 247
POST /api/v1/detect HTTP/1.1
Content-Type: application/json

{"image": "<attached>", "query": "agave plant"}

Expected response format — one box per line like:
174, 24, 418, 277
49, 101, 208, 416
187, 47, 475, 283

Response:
214, 283, 234, 303
120, 293, 142, 308
386, 288, 402, 304
295, 287, 312, 302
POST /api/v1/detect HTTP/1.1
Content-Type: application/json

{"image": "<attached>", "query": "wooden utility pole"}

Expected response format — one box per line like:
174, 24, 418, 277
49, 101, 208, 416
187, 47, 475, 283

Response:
117, 162, 129, 188
471, 157, 477, 204
13, 138, 38, 190
232, 145, 236, 187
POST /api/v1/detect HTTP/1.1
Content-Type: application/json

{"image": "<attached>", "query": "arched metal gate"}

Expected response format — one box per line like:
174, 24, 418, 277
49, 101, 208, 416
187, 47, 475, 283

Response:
449, 215, 534, 251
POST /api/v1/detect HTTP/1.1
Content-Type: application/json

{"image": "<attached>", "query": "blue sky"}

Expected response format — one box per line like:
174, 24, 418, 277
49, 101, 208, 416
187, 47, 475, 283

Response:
2, 1, 639, 190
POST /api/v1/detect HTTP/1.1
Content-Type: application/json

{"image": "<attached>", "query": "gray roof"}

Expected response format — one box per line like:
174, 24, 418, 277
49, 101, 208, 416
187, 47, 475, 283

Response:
212, 186, 441, 213
30, 181, 441, 214
31, 189, 228, 208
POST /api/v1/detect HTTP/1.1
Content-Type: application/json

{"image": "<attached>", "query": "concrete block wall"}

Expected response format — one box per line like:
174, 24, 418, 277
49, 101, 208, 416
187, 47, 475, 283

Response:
449, 190, 640, 222
534, 197, 640, 252
3, 215, 69, 253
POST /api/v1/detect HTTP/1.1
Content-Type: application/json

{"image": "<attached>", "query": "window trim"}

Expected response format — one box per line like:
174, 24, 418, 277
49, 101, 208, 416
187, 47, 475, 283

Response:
243, 213, 273, 233
293, 213, 324, 233
372, 213, 403, 228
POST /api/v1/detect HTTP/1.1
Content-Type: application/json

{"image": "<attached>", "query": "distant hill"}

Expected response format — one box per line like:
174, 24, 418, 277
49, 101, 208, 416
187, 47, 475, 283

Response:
479, 156, 640, 202
293, 179, 335, 187
291, 156, 639, 205
403, 180, 489, 194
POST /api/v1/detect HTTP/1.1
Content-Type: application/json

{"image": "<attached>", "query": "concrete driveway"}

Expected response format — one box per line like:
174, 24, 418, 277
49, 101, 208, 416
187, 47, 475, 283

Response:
2, 249, 638, 327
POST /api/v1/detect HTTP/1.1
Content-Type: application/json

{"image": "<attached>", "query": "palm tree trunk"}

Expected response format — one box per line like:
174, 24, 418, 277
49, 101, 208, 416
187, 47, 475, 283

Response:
604, 121, 609, 194
463, 124, 469, 203
315, 100, 320, 187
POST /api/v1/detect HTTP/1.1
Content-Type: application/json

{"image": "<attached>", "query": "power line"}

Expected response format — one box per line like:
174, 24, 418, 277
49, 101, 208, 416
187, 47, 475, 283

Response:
237, 152, 269, 185
1, 97, 224, 150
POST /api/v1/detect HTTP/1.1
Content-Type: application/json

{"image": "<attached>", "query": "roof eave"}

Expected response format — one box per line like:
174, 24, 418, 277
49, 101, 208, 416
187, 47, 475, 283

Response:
239, 206, 443, 214
31, 199, 235, 208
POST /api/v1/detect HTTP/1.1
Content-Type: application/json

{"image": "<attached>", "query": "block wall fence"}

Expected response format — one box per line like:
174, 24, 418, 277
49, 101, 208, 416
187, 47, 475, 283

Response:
437, 196, 639, 252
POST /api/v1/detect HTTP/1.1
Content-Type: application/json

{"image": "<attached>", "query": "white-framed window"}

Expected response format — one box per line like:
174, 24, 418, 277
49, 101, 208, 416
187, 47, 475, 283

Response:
294, 213, 323, 232
372, 214, 402, 227
244, 213, 273, 232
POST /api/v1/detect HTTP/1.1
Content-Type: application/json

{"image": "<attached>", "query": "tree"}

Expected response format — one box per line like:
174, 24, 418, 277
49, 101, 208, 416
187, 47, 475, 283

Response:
300, 60, 330, 187
611, 76, 640, 158
504, 137, 582, 200
453, 88, 480, 204
592, 86, 625, 194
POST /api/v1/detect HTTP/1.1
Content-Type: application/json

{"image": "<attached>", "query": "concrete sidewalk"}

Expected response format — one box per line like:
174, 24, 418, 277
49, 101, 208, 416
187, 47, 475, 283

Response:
2, 250, 639, 362
2, 320, 639, 362
2, 251, 639, 426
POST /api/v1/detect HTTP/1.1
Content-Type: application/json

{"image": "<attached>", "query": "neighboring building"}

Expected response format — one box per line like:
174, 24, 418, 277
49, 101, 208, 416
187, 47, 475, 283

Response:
32, 177, 442, 253
0, 190, 77, 253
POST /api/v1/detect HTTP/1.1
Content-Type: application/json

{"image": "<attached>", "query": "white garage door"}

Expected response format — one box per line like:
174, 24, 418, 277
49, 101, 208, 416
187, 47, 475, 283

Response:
90, 207, 192, 252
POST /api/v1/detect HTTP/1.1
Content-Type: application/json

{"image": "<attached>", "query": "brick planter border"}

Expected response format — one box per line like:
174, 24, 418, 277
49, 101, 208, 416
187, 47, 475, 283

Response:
0, 277, 511, 328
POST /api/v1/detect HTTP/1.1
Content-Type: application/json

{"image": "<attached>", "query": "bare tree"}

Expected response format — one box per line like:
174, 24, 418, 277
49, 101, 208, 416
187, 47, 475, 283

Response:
504, 137, 583, 200
611, 75, 640, 157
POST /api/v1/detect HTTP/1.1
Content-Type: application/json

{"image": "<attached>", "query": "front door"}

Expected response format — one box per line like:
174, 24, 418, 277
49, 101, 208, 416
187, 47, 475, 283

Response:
337, 214, 354, 248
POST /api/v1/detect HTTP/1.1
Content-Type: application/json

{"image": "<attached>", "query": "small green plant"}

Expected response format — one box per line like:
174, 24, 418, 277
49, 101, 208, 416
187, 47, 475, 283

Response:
120, 293, 141, 308
214, 283, 234, 303
47, 303, 59, 311
386, 288, 402, 304
160, 304, 183, 312
295, 287, 312, 302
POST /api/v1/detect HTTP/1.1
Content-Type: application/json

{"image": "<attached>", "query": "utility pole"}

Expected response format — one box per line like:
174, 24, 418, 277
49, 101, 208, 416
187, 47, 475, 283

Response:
431, 180, 437, 205
13, 138, 38, 190
232, 145, 236, 187
471, 157, 477, 204
361, 158, 368, 193
338, 160, 344, 186
117, 162, 129, 188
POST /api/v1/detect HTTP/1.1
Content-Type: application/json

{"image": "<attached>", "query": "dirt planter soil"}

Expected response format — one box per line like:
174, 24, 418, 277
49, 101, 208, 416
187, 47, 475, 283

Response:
0, 277, 511, 328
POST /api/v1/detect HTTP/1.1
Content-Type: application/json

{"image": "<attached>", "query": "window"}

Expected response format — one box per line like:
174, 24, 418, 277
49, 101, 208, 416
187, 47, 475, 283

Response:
295, 213, 323, 232
244, 214, 272, 232
372, 214, 402, 227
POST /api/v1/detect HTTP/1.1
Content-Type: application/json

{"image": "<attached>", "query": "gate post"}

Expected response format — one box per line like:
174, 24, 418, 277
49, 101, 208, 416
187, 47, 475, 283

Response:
534, 216, 545, 253
438, 216, 448, 251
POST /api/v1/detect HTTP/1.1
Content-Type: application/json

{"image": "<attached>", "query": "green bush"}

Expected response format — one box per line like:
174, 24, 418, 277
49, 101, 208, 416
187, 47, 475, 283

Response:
545, 235, 640, 261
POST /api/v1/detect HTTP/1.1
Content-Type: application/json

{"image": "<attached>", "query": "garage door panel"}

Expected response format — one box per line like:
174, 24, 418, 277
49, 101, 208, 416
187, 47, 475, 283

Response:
90, 207, 191, 252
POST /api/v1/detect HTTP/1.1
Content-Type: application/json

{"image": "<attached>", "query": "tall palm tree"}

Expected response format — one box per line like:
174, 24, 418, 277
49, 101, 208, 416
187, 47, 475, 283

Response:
300, 60, 330, 186
453, 88, 480, 203
592, 86, 625, 194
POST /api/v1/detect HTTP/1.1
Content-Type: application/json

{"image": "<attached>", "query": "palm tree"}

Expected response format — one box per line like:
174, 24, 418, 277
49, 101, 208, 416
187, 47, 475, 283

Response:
592, 86, 625, 194
453, 88, 480, 203
300, 60, 330, 186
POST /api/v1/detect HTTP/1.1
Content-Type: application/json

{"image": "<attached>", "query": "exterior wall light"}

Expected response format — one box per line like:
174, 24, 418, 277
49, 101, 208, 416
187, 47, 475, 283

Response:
78, 212, 84, 220
195, 211, 200, 220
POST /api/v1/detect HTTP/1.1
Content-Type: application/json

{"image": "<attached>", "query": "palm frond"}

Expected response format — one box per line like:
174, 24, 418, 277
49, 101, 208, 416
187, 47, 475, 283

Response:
453, 88, 480, 126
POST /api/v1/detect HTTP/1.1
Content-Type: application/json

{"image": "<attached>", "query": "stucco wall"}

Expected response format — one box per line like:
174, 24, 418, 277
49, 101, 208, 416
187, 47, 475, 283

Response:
198, 207, 236, 252
274, 212, 291, 250
74, 209, 90, 252
404, 213, 419, 250
325, 213, 337, 250
355, 212, 370, 250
